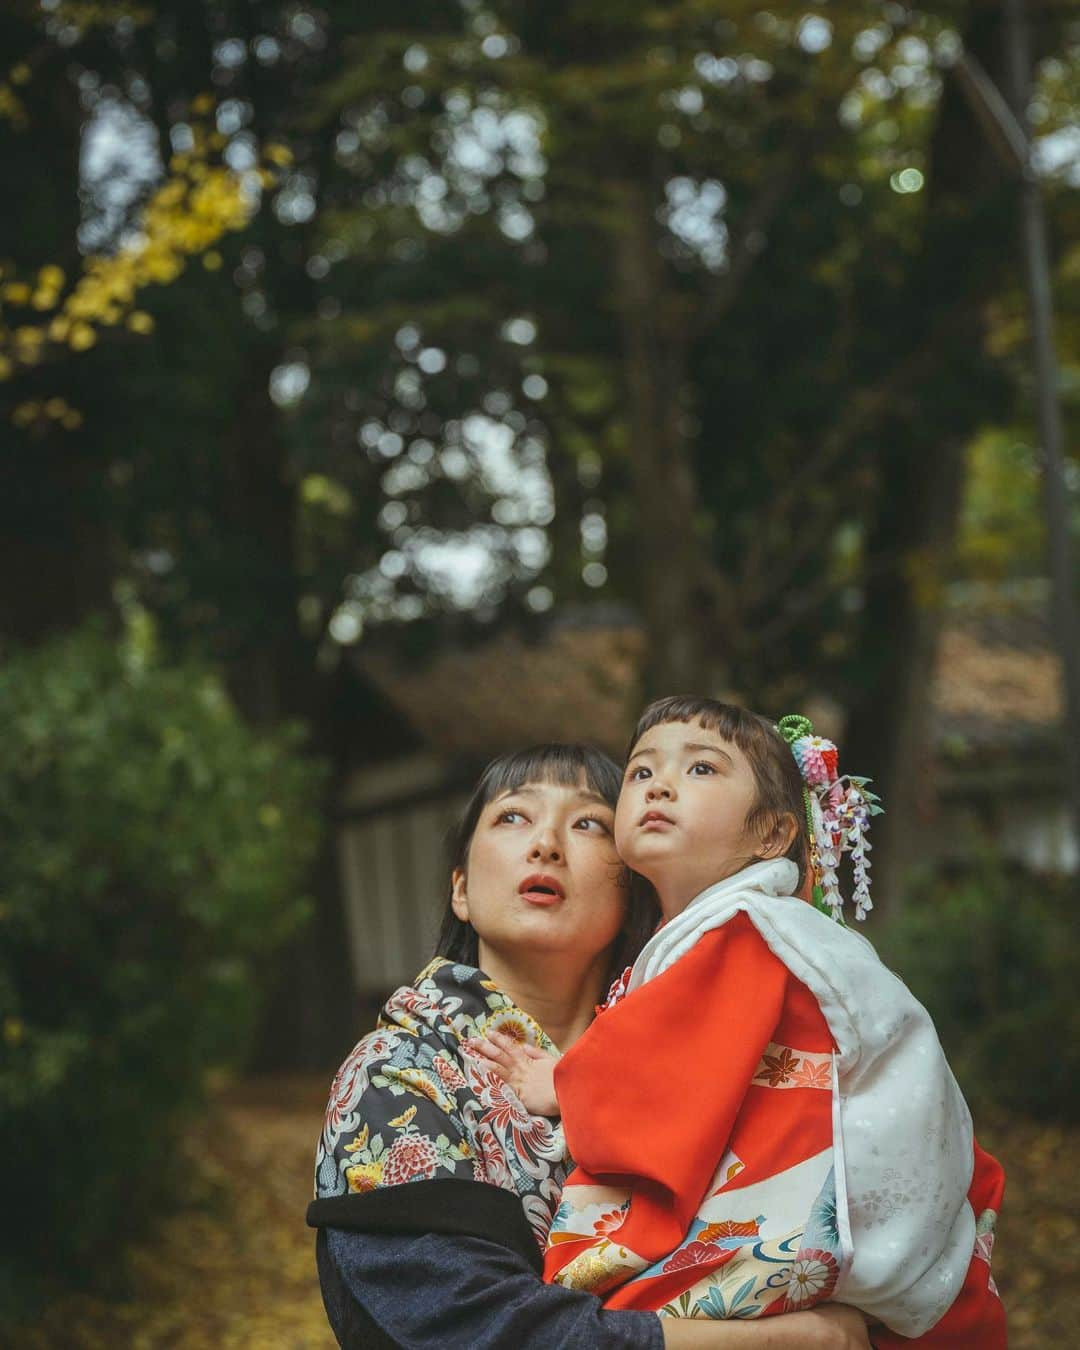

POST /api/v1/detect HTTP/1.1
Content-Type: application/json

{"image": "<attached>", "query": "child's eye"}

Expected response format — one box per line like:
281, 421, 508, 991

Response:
689, 761, 717, 776
627, 765, 651, 782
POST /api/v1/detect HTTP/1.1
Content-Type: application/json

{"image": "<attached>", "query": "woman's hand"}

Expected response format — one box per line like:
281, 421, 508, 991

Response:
660, 1303, 872, 1348
467, 1030, 562, 1116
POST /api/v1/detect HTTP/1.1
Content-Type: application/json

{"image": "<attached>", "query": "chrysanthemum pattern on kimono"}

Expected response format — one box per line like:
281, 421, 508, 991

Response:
315, 958, 570, 1248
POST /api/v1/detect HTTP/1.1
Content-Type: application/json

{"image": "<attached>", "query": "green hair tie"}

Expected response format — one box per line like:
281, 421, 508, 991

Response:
777, 713, 814, 746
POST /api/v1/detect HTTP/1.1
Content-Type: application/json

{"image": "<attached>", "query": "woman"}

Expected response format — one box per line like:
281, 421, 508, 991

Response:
308, 744, 871, 1349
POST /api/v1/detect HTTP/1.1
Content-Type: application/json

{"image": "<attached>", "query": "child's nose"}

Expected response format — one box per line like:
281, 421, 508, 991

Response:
646, 780, 674, 800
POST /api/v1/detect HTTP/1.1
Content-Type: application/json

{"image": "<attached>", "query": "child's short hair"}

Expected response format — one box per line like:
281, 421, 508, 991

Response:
628, 696, 808, 887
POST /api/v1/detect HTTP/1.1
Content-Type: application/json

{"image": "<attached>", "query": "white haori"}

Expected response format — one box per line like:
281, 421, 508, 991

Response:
629, 858, 974, 1337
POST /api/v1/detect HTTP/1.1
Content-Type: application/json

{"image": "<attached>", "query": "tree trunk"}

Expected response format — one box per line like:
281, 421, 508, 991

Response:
846, 10, 1014, 913
220, 352, 358, 1071
0, 19, 117, 646
610, 180, 723, 697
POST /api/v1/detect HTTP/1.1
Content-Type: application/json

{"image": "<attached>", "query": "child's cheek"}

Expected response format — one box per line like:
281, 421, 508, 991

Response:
612, 809, 633, 862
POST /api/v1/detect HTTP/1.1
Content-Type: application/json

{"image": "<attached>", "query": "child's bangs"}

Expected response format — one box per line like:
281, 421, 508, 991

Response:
628, 695, 777, 759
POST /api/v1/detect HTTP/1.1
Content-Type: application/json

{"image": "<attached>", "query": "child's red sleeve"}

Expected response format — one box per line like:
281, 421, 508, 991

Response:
547, 912, 791, 1273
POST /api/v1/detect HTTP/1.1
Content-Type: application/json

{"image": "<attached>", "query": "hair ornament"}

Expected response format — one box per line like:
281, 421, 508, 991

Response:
776, 714, 883, 924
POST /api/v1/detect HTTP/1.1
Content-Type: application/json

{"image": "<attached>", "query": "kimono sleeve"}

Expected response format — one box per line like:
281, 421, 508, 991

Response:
549, 913, 792, 1277
312, 1029, 481, 1207
318, 1227, 665, 1350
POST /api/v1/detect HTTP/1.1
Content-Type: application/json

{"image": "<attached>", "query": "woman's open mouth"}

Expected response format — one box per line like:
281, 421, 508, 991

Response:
518, 873, 566, 906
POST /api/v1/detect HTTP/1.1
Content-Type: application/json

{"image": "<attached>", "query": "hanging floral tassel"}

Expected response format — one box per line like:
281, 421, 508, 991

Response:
777, 714, 883, 924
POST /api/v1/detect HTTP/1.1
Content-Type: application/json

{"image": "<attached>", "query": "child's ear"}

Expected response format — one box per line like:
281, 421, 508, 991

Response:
451, 868, 470, 923
758, 812, 799, 861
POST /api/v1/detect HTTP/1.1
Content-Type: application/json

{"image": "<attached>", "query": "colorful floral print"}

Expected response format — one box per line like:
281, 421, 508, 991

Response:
783, 1248, 840, 1309
315, 958, 569, 1248
973, 1208, 999, 1297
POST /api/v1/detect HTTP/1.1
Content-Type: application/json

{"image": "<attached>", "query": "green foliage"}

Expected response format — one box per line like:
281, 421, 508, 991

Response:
0, 624, 325, 1318
879, 853, 1079, 1123
957, 429, 1051, 580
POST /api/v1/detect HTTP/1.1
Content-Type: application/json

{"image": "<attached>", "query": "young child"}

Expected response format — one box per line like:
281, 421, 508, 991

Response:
474, 697, 1005, 1346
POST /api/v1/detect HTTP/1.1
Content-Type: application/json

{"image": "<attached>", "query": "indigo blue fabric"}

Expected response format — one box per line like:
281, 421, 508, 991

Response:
319, 1226, 664, 1350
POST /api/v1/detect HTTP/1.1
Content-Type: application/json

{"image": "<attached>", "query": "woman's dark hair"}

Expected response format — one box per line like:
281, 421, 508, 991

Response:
435, 743, 657, 984
628, 696, 809, 887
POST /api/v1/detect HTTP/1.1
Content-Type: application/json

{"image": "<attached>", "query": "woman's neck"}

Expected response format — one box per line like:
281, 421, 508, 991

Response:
477, 942, 609, 1052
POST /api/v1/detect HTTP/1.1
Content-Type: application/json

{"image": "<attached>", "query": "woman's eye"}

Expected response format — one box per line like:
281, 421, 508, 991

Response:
574, 815, 611, 834
689, 761, 717, 776
496, 808, 527, 824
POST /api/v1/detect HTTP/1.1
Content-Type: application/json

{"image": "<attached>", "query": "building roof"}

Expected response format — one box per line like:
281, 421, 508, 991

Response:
355, 609, 1062, 761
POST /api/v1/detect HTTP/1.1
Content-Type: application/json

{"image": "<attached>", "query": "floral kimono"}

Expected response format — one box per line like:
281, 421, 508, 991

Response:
545, 860, 1006, 1346
308, 957, 570, 1262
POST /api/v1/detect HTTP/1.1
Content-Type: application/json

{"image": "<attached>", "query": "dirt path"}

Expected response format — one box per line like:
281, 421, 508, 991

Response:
26, 1077, 334, 1350
22, 1080, 1077, 1347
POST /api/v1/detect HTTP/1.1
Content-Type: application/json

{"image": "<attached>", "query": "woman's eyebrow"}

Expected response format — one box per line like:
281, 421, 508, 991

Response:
493, 786, 610, 807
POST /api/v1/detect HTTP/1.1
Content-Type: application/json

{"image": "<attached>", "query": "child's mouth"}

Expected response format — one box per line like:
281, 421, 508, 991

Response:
639, 811, 675, 830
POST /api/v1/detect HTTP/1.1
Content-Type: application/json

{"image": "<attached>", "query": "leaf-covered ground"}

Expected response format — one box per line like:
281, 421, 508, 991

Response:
21, 1079, 1077, 1348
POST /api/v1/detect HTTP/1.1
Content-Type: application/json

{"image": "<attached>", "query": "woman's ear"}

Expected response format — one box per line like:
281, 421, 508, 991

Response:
758, 812, 799, 861
451, 868, 469, 923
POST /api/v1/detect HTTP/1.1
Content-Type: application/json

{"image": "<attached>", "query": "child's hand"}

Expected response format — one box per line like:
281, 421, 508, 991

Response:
468, 1030, 561, 1117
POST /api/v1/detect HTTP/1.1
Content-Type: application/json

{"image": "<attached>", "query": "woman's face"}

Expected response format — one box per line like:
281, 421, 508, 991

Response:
452, 776, 627, 966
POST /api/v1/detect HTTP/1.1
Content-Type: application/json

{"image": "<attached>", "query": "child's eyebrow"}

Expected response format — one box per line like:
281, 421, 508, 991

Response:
627, 747, 656, 762
684, 741, 734, 764
627, 741, 734, 765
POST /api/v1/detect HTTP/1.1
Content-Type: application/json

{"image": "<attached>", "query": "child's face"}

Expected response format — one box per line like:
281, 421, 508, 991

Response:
615, 718, 762, 917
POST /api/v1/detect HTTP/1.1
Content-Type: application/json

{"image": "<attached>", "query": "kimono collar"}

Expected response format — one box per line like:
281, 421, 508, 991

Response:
631, 859, 799, 991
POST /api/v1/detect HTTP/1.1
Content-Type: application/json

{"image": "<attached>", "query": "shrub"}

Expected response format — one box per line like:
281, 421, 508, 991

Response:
0, 625, 324, 1317
879, 851, 1079, 1122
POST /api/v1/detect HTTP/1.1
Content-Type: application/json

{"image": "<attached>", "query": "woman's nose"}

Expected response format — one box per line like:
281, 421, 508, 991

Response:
528, 830, 562, 862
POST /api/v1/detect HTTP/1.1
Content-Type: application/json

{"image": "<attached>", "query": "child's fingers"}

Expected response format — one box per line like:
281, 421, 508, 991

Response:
468, 1036, 513, 1067
490, 1031, 547, 1062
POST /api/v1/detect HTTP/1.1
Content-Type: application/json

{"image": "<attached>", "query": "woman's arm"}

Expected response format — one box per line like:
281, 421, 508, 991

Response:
663, 1306, 872, 1349
320, 1226, 872, 1350
320, 1226, 663, 1350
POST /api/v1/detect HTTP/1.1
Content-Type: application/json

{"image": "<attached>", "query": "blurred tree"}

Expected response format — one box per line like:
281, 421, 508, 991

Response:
0, 620, 324, 1317
0, 0, 1076, 1059
0, 0, 360, 1064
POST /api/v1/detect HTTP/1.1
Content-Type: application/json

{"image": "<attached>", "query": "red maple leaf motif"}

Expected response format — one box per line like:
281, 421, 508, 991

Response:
756, 1046, 801, 1087
791, 1058, 832, 1090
